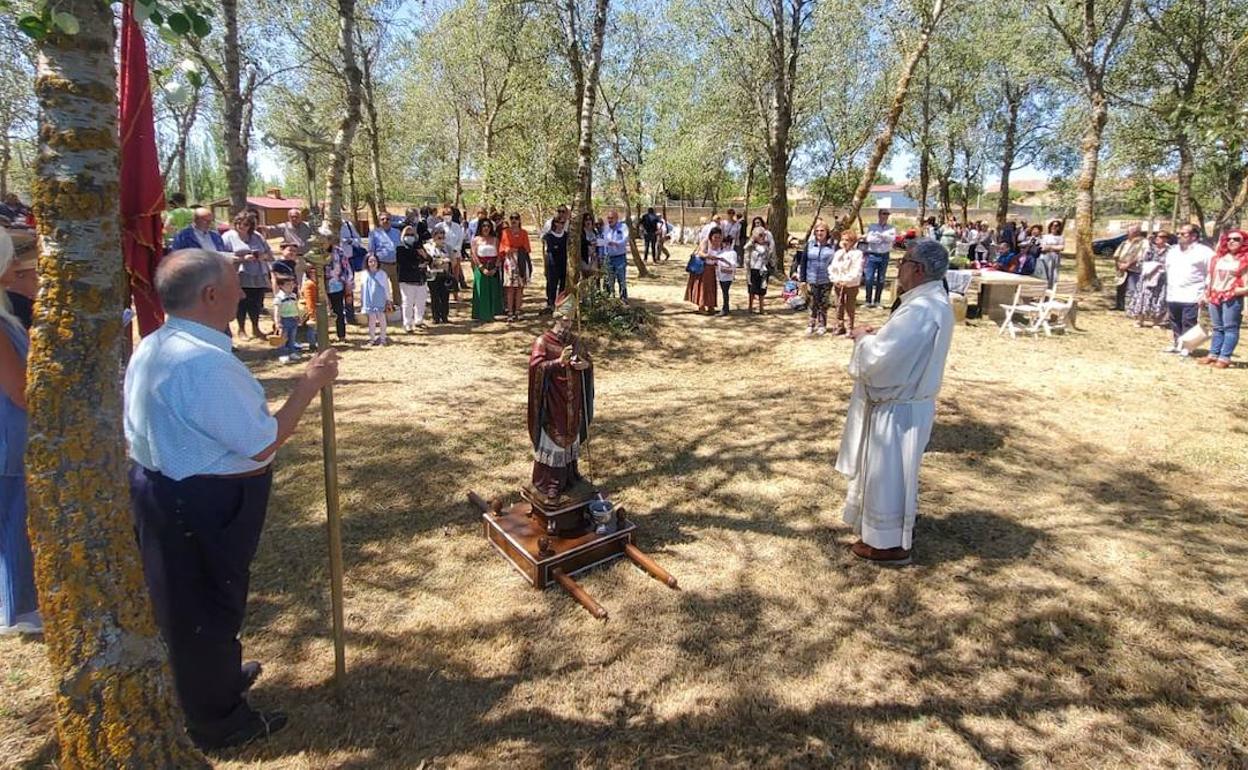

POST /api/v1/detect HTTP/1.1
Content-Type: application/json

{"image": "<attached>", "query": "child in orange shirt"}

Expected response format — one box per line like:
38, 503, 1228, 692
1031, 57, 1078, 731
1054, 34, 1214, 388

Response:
301, 264, 320, 350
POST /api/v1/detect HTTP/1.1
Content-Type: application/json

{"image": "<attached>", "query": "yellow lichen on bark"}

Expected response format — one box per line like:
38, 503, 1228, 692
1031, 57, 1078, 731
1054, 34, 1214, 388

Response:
25, 1, 209, 767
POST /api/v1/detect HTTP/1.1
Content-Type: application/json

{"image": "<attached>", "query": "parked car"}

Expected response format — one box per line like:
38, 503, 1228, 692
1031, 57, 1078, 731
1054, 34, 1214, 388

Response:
1093, 230, 1177, 257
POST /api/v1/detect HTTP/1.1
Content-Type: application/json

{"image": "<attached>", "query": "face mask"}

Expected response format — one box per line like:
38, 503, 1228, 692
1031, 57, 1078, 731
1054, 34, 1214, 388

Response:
403, 236, 416, 245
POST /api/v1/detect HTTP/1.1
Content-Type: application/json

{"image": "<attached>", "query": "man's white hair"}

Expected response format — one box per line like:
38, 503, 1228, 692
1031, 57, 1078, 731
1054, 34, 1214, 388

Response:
910, 238, 949, 282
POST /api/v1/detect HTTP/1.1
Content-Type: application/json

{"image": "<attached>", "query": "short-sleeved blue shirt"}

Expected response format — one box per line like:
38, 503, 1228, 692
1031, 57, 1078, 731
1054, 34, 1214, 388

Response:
124, 316, 278, 480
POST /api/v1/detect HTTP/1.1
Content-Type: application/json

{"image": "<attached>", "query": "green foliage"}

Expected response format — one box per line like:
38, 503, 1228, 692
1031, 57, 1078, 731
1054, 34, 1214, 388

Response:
579, 286, 652, 337
12, 0, 213, 40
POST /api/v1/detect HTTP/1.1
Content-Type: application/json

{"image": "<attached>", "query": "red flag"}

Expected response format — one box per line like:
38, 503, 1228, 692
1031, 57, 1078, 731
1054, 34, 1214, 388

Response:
119, 0, 165, 336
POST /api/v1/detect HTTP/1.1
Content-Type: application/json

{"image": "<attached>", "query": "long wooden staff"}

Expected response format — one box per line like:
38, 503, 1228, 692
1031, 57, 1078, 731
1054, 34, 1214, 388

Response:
305, 218, 347, 693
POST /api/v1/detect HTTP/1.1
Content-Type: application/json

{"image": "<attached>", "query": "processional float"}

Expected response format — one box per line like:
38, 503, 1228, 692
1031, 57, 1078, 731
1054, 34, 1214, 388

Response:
469, 251, 677, 619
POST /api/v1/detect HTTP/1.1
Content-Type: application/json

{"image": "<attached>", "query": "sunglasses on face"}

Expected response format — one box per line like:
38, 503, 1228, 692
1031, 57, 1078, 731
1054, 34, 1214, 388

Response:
1228, 236, 1243, 242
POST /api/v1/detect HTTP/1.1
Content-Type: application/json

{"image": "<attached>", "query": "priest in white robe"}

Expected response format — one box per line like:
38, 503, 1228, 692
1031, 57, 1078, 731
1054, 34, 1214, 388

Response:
835, 239, 954, 565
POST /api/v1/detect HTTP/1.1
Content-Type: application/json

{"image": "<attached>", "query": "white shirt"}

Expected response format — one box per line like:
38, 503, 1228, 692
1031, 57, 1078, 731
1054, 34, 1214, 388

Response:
865, 223, 896, 255
710, 247, 736, 282
830, 248, 864, 286
1165, 242, 1213, 303
124, 316, 277, 480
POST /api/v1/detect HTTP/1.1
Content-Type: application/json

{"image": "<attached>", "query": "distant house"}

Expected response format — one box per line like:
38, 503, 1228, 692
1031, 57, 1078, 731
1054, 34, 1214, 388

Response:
869, 184, 926, 211
207, 188, 307, 228
984, 178, 1054, 206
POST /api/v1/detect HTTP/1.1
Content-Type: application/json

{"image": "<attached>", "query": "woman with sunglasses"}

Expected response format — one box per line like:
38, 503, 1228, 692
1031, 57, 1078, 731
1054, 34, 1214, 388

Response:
500, 213, 532, 322
471, 218, 504, 322
1201, 229, 1248, 368
1127, 231, 1171, 327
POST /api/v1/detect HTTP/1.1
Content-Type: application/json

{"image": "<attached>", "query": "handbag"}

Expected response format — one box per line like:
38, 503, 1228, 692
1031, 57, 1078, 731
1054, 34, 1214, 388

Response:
1178, 322, 1209, 352
686, 255, 705, 275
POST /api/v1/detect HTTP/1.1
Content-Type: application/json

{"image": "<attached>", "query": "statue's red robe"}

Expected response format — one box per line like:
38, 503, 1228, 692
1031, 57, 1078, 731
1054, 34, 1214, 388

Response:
527, 328, 594, 499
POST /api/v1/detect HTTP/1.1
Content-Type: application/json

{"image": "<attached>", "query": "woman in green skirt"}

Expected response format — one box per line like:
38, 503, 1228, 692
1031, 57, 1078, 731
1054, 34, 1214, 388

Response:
471, 218, 504, 321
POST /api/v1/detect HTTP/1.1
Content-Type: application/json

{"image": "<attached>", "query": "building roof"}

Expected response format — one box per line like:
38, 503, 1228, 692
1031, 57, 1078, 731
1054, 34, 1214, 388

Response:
870, 184, 908, 193
207, 195, 308, 210
985, 178, 1048, 194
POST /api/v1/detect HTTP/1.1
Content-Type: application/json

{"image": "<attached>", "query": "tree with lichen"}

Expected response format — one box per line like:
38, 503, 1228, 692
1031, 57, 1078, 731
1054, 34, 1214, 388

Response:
23, 0, 209, 765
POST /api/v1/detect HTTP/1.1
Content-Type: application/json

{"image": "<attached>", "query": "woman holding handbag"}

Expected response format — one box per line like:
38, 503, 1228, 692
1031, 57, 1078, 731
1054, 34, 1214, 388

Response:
685, 227, 725, 314
1200, 228, 1248, 369
1127, 231, 1170, 327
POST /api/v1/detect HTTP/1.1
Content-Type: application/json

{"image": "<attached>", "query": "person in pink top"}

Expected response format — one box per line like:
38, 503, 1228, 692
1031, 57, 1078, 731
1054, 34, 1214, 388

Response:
1201, 228, 1248, 369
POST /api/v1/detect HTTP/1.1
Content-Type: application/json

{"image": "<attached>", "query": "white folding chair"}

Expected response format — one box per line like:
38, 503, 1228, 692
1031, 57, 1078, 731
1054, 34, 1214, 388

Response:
998, 286, 1049, 338
1041, 293, 1077, 335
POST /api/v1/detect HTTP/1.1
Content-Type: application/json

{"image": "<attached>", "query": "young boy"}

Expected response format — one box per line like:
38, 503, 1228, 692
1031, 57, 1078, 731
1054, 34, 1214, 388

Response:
274, 275, 301, 363
301, 263, 320, 350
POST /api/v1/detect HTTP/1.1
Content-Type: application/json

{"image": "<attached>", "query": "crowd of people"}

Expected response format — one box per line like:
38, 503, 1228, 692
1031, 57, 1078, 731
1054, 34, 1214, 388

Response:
1109, 222, 1248, 367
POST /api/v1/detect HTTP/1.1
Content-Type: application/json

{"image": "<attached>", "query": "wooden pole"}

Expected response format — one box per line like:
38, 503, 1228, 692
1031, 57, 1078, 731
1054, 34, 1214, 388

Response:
624, 543, 678, 589
316, 271, 347, 692
552, 568, 608, 620
304, 153, 347, 693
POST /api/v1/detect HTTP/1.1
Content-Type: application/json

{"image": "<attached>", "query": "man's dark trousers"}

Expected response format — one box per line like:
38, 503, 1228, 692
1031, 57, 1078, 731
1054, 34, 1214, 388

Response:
129, 464, 271, 744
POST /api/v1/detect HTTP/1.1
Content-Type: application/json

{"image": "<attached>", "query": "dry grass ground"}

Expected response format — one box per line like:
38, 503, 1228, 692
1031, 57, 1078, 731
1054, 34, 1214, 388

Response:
3, 247, 1247, 769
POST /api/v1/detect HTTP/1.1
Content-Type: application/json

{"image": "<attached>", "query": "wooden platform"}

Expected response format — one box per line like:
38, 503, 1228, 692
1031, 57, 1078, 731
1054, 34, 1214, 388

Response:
483, 501, 636, 589
470, 489, 679, 620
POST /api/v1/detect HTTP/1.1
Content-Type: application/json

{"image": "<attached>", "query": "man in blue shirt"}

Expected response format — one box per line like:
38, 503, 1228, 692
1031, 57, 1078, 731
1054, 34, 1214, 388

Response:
599, 209, 630, 302
169, 207, 229, 255
368, 212, 401, 305
125, 248, 339, 750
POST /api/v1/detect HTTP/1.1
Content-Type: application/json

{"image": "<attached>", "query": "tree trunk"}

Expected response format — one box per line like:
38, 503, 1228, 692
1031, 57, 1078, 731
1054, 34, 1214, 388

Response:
324, 0, 362, 242
600, 88, 649, 277
1214, 166, 1248, 234
996, 83, 1020, 229
452, 109, 464, 208
742, 161, 754, 226
1147, 169, 1156, 231
161, 88, 200, 196
563, 0, 610, 290
845, 0, 943, 225
679, 196, 686, 243
917, 56, 931, 225
0, 126, 10, 198
960, 144, 972, 225
28, 3, 209, 766
1175, 132, 1194, 225
347, 156, 358, 224
359, 44, 386, 218
1074, 95, 1107, 291
220, 0, 248, 213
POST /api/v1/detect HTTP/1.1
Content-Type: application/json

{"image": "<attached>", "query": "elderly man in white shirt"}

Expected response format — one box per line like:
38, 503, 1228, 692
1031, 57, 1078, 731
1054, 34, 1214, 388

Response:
1163, 223, 1213, 355
836, 239, 954, 565
125, 249, 339, 750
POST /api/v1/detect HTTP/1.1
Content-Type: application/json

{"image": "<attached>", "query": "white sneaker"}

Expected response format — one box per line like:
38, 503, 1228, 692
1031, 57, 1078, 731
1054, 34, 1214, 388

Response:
805, 326, 815, 336
815, 326, 827, 336
278, 355, 291, 364
1161, 345, 1178, 354
1178, 349, 1190, 357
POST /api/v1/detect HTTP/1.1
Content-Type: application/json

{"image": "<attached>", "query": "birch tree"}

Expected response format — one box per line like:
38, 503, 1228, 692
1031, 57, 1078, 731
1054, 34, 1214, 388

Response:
1045, 0, 1133, 290
23, 0, 208, 763
844, 0, 952, 225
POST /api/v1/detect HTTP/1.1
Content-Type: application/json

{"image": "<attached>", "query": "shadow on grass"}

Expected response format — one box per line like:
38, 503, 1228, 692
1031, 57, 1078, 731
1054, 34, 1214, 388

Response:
209, 284, 1248, 768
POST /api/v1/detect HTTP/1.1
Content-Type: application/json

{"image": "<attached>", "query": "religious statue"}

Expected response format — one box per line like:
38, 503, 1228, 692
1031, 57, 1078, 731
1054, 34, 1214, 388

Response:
526, 293, 594, 503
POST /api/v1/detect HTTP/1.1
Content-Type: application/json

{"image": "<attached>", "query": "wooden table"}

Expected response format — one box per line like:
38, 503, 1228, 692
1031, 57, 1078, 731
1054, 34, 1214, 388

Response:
950, 270, 1048, 323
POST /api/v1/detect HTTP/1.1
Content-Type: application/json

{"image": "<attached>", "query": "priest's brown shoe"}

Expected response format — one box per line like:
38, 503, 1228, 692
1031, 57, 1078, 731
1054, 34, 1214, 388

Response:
851, 541, 912, 566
